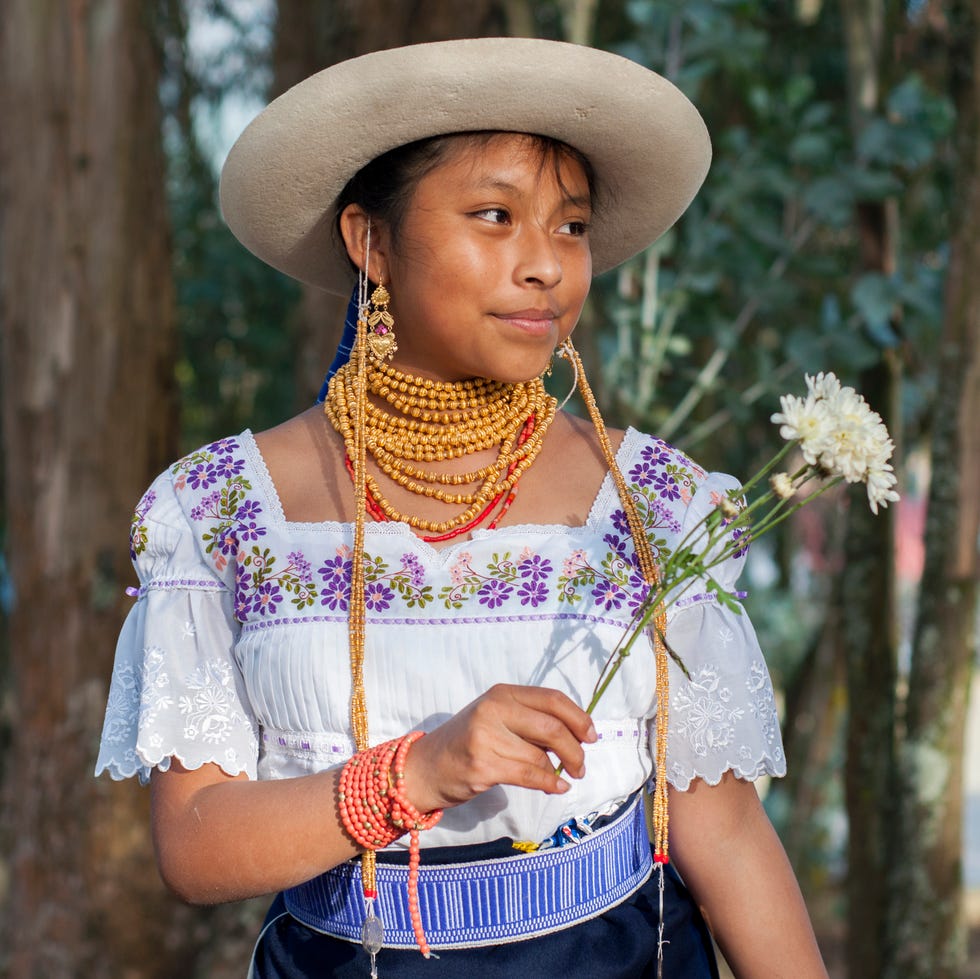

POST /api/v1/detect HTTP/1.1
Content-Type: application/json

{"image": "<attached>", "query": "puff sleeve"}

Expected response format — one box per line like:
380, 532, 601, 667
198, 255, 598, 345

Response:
94, 473, 259, 784
660, 472, 786, 790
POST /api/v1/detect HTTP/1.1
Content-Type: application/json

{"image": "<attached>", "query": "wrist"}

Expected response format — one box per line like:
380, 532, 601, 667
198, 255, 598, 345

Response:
337, 733, 442, 852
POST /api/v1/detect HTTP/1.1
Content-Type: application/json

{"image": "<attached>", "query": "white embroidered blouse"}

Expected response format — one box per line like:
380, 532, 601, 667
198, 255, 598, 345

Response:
95, 427, 785, 850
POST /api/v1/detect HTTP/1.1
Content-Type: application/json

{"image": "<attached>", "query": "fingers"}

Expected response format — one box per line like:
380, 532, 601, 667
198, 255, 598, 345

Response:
505, 685, 598, 744
401, 684, 598, 812
469, 684, 594, 787
497, 703, 586, 781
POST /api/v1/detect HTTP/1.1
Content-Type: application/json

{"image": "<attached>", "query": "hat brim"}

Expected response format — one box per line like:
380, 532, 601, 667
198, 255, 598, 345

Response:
219, 38, 711, 297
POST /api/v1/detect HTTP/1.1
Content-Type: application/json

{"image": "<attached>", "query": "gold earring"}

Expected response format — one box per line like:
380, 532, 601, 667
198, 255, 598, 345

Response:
365, 280, 397, 363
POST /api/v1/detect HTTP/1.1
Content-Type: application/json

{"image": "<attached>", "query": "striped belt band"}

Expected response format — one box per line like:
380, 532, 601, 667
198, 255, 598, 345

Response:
283, 795, 652, 950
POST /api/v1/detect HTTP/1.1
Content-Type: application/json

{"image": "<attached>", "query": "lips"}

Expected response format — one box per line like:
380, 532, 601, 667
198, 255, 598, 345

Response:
493, 309, 559, 338
499, 307, 559, 320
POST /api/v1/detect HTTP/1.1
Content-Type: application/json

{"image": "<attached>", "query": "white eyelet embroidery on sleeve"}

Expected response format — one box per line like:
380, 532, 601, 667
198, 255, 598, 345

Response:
177, 659, 249, 745
672, 666, 745, 757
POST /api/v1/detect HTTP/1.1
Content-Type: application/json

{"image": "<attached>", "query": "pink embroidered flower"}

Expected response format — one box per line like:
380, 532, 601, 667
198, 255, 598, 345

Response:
562, 549, 587, 577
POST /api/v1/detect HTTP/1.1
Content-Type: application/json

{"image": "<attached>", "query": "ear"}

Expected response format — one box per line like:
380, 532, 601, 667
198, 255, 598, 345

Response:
338, 204, 391, 284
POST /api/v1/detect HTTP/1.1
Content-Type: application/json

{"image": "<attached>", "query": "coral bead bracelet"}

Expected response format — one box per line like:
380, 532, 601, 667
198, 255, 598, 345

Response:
338, 732, 443, 956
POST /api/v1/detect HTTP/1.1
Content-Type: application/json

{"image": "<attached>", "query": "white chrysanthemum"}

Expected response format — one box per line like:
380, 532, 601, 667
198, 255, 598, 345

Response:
770, 394, 834, 466
805, 372, 842, 401
774, 371, 900, 513
769, 472, 795, 500
865, 463, 900, 515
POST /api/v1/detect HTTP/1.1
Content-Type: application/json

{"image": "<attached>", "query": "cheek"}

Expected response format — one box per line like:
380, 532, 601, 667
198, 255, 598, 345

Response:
564, 251, 592, 310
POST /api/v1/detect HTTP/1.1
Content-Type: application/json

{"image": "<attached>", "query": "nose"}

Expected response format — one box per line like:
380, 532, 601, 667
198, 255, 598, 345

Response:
514, 226, 562, 289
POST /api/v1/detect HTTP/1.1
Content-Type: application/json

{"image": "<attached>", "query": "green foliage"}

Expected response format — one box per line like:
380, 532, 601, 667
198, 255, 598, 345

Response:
592, 0, 952, 482
168, 141, 299, 449
158, 0, 297, 451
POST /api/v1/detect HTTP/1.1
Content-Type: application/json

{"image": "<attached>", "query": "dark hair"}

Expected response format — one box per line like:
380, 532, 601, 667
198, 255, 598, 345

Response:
334, 131, 597, 268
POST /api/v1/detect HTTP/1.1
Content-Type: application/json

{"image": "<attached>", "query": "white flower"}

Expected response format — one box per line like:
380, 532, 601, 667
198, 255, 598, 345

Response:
805, 371, 842, 401
772, 371, 900, 513
770, 393, 834, 465
769, 472, 795, 499
865, 462, 900, 515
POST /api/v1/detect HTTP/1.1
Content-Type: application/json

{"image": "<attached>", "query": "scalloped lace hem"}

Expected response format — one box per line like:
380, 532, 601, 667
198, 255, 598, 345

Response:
95, 746, 254, 785
665, 755, 787, 793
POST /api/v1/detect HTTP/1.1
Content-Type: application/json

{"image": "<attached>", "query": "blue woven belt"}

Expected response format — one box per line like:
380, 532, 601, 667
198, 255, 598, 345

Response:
283, 795, 652, 950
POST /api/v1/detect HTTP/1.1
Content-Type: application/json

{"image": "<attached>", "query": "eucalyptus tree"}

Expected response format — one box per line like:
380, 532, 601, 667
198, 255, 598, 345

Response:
0, 2, 181, 976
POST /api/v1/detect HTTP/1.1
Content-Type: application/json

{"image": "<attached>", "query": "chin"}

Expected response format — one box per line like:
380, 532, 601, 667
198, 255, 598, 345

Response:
483, 362, 550, 385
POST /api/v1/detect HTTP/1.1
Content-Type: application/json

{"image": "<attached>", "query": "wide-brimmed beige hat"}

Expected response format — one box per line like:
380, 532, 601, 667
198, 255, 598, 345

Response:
219, 37, 711, 297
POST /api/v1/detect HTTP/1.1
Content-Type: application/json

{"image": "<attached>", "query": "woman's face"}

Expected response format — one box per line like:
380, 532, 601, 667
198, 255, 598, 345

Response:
345, 133, 593, 384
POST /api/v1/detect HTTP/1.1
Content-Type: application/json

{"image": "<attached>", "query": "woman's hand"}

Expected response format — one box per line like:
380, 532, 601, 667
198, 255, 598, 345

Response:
401, 684, 597, 814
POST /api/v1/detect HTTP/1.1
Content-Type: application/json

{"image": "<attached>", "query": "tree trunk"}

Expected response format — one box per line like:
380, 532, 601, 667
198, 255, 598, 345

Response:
838, 2, 903, 976
0, 3, 185, 976
886, 2, 980, 974
271, 0, 510, 410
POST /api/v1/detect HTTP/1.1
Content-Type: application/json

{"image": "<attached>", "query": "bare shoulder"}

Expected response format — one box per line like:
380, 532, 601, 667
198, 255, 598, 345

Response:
252, 407, 351, 522
546, 410, 627, 462
515, 410, 629, 526
254, 407, 327, 456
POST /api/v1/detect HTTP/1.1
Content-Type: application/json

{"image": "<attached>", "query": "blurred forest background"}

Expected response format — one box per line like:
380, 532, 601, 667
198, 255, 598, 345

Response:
1, 0, 978, 977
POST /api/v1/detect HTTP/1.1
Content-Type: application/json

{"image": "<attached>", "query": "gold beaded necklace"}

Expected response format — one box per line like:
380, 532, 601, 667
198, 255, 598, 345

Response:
325, 352, 558, 536
332, 324, 671, 933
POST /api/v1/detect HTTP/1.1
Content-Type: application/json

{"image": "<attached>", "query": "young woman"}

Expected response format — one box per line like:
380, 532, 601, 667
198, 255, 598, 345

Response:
97, 38, 828, 978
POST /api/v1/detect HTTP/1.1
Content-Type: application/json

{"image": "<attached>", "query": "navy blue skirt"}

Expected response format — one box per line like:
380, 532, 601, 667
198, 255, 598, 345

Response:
251, 848, 719, 979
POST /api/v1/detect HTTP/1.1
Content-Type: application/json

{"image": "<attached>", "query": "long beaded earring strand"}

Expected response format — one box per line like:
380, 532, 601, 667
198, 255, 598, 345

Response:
347, 219, 386, 975
556, 339, 671, 972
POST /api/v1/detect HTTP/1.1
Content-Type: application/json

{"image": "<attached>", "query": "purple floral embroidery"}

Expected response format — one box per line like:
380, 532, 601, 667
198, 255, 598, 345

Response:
314, 551, 433, 613
519, 554, 553, 581
592, 579, 625, 611
188, 463, 218, 490
235, 545, 320, 621
730, 526, 750, 560
191, 490, 221, 522
206, 437, 240, 456
478, 579, 513, 608
639, 441, 671, 467
251, 580, 282, 615
402, 553, 426, 590
517, 579, 548, 607
364, 553, 434, 609
288, 551, 313, 583
237, 519, 266, 543
318, 554, 351, 584
652, 471, 681, 501
215, 455, 246, 479
174, 442, 260, 575
235, 499, 262, 523
129, 489, 157, 559
603, 530, 629, 557
364, 581, 394, 612
322, 581, 350, 612
318, 554, 353, 610
627, 571, 651, 611
609, 509, 632, 536
441, 550, 546, 610
173, 432, 728, 622
234, 563, 252, 619
648, 499, 682, 536
628, 460, 660, 487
